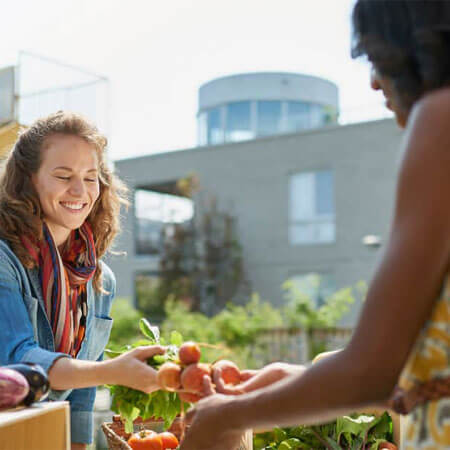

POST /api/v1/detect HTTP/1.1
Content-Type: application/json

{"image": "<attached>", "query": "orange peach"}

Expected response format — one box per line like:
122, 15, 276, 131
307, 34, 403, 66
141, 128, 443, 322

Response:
180, 363, 211, 394
157, 362, 181, 391
212, 360, 241, 385
178, 341, 201, 365
178, 391, 202, 403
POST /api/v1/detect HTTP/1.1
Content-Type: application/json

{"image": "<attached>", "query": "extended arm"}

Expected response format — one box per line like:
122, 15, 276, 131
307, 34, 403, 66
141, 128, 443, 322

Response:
48, 345, 164, 392
180, 91, 450, 449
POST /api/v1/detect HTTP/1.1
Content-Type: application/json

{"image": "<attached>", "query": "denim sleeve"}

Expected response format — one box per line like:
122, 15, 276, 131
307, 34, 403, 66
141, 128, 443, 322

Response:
0, 278, 69, 372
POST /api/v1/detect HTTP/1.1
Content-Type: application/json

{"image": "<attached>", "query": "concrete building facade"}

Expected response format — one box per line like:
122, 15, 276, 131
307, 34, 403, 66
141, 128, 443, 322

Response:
109, 117, 403, 325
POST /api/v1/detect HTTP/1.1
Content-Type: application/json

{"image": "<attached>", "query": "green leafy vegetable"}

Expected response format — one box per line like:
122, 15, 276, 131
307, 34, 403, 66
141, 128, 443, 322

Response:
253, 412, 395, 450
105, 321, 188, 433
139, 318, 160, 342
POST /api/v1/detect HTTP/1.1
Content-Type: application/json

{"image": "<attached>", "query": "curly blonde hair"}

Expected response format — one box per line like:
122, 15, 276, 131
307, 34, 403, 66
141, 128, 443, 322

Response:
0, 111, 129, 292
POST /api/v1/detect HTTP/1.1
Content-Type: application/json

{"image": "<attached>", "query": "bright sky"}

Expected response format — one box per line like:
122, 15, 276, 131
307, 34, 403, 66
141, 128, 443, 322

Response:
1, 0, 389, 161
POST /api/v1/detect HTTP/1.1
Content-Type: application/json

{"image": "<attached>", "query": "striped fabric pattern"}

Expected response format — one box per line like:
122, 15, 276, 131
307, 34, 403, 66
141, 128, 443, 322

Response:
22, 222, 97, 357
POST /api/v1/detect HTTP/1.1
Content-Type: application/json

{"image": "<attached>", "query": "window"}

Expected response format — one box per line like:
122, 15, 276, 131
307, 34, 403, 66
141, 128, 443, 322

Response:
134, 188, 194, 255
286, 101, 310, 132
256, 100, 282, 136
309, 104, 326, 128
289, 170, 335, 244
289, 273, 336, 307
207, 107, 224, 145
225, 101, 253, 142
197, 112, 207, 146
0, 66, 15, 125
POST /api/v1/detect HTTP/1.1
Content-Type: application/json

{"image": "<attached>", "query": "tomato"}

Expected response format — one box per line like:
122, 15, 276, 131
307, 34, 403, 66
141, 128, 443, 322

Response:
127, 430, 163, 450
178, 391, 202, 403
379, 443, 397, 450
159, 431, 179, 449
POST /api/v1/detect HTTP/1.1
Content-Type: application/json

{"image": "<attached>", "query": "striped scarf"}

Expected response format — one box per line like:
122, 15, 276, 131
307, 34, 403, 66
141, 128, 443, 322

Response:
22, 222, 97, 357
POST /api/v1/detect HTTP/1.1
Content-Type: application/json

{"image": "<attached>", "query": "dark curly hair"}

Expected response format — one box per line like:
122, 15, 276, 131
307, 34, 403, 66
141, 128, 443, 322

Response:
352, 0, 450, 113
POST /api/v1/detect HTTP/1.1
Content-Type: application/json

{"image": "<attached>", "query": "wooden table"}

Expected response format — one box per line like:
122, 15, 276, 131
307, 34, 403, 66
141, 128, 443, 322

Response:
0, 401, 70, 450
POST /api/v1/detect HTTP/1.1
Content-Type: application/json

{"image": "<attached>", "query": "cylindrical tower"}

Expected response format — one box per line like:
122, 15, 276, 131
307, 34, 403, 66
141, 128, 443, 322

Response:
197, 72, 339, 146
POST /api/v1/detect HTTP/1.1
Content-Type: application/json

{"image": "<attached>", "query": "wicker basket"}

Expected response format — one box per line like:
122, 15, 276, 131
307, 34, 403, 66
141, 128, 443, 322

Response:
102, 416, 181, 450
101, 421, 131, 450
102, 415, 253, 450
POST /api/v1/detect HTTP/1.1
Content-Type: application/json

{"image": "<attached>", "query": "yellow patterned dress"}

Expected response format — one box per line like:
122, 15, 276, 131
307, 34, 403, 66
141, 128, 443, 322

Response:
399, 275, 450, 449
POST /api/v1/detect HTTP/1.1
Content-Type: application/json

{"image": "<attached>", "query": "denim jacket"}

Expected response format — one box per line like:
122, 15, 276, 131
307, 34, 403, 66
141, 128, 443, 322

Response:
0, 239, 115, 444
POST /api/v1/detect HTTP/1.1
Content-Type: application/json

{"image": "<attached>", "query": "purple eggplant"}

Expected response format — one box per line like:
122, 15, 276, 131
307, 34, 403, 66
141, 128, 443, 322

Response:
0, 367, 30, 409
5, 363, 50, 406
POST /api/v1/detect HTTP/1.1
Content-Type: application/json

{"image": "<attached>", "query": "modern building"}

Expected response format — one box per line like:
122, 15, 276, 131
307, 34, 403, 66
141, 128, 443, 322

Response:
197, 72, 339, 146
108, 72, 402, 326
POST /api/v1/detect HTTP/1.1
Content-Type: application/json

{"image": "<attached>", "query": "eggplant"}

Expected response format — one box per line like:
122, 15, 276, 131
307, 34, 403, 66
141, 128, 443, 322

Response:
0, 367, 30, 409
5, 363, 50, 405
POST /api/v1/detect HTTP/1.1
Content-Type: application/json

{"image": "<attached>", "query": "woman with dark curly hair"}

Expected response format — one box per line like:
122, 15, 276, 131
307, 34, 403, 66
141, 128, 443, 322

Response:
180, 1, 450, 449
0, 112, 165, 449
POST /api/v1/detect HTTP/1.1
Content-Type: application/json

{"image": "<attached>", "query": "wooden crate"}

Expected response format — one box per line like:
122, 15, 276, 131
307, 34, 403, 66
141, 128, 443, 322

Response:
0, 401, 70, 450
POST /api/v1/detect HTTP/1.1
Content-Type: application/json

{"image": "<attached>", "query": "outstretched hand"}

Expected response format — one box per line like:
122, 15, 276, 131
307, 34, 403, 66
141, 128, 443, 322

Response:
180, 376, 243, 450
214, 362, 304, 395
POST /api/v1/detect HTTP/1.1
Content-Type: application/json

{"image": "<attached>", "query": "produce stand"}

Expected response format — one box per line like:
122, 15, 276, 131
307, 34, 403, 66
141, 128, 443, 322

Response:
0, 401, 70, 450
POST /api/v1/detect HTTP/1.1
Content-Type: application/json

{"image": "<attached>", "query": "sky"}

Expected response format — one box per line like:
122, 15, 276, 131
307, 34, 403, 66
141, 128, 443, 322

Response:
0, 0, 390, 161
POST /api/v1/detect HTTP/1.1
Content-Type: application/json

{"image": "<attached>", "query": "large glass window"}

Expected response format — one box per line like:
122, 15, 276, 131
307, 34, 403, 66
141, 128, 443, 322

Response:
207, 107, 224, 145
310, 103, 326, 128
289, 170, 335, 244
197, 112, 207, 146
286, 101, 310, 132
135, 189, 194, 255
225, 101, 253, 142
256, 100, 282, 136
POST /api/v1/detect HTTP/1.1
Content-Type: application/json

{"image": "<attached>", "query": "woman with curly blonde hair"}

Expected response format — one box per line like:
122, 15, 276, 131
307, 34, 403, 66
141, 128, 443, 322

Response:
0, 112, 164, 449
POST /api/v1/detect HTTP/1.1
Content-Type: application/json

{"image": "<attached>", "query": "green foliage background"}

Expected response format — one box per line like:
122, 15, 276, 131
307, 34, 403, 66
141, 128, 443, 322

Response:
108, 278, 366, 367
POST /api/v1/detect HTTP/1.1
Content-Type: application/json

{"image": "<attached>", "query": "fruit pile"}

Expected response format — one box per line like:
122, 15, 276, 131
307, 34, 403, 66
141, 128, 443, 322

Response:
128, 430, 179, 450
156, 341, 241, 403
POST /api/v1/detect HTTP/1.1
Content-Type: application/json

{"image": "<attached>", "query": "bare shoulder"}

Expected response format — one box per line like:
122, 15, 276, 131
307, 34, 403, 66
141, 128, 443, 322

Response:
408, 88, 450, 149
415, 86, 450, 115
395, 88, 450, 249
400, 88, 450, 174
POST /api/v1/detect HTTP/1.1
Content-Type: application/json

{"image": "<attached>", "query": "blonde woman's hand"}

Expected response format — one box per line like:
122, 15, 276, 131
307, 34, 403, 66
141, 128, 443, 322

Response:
106, 345, 165, 393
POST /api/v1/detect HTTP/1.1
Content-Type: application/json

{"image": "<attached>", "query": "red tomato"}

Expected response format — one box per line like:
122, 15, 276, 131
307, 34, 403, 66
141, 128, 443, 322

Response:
159, 431, 179, 448
127, 430, 163, 450
379, 443, 397, 450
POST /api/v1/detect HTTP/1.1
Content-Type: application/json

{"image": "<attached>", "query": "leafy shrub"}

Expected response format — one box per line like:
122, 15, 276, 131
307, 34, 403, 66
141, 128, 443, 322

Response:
160, 294, 283, 368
